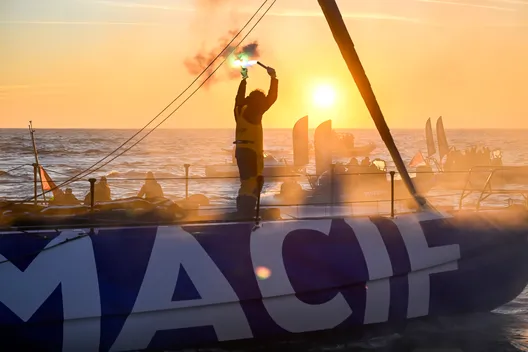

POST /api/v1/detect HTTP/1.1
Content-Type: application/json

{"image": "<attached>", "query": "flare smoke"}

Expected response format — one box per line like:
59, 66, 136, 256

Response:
184, 37, 261, 87
184, 0, 261, 87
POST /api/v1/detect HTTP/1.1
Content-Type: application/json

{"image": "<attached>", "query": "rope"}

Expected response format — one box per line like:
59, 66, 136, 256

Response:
61, 0, 271, 181
4, 164, 30, 173
75, 0, 277, 179
43, 168, 135, 191
2, 0, 276, 208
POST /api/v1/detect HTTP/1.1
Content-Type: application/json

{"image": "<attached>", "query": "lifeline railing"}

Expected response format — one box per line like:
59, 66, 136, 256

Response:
458, 165, 528, 210
1, 164, 487, 223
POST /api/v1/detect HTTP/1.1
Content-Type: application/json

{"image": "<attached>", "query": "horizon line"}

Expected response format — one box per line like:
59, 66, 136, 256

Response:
1, 127, 526, 130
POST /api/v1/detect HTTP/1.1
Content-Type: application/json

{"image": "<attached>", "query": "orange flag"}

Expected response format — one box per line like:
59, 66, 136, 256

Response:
409, 151, 426, 168
39, 165, 61, 197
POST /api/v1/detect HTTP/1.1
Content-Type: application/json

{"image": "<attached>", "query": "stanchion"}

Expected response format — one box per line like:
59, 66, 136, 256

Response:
89, 178, 96, 212
184, 164, 190, 199
32, 163, 38, 205
390, 171, 395, 218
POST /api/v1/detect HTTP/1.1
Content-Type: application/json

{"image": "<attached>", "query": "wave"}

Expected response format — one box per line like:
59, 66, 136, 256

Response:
0, 170, 31, 180
106, 170, 183, 179
81, 148, 109, 155
0, 144, 120, 157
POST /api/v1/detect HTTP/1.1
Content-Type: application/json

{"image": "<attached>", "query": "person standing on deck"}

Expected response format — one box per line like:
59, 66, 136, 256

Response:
233, 65, 278, 216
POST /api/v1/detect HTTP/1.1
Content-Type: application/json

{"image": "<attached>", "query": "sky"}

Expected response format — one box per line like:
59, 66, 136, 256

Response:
1, 0, 527, 129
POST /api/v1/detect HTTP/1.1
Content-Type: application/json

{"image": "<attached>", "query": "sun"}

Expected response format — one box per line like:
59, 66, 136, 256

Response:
313, 85, 336, 108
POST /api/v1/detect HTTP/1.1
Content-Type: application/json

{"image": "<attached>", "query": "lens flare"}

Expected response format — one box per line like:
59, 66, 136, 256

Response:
255, 266, 271, 280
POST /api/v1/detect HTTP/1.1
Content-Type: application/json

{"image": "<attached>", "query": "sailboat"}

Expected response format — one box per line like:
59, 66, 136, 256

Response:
417, 117, 528, 189
221, 117, 377, 159
261, 117, 435, 206
1, 1, 528, 351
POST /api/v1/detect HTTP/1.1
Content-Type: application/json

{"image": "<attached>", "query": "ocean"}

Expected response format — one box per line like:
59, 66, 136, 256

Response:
1, 127, 528, 351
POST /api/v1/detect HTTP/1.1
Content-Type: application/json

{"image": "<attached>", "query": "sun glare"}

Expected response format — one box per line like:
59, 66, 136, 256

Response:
313, 85, 336, 108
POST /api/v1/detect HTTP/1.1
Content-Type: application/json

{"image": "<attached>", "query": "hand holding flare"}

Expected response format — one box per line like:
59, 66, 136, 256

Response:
241, 67, 248, 80
235, 58, 276, 79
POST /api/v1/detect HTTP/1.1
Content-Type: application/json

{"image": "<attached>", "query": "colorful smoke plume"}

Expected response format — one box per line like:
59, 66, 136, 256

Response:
184, 37, 261, 86
184, 0, 261, 87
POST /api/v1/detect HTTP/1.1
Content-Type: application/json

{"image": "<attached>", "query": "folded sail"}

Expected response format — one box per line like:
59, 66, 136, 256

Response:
293, 115, 309, 167
425, 118, 436, 157
436, 116, 450, 162
409, 151, 426, 168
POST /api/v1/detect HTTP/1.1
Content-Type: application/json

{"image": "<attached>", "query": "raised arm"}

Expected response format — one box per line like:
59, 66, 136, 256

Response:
263, 76, 278, 112
235, 79, 247, 107
234, 78, 247, 118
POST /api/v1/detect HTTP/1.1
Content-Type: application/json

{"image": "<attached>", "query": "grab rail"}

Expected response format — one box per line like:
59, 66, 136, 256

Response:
459, 165, 528, 210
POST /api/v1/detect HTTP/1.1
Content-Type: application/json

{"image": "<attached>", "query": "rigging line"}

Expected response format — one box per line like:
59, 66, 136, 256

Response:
0, 162, 31, 167
5, 0, 273, 207
52, 0, 271, 187
41, 168, 137, 191
50, 0, 270, 187
6, 0, 278, 207
68, 0, 270, 177
63, 0, 278, 180
4, 164, 31, 173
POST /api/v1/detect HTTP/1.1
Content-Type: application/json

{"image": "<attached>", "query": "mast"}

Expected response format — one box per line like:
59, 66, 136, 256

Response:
28, 121, 46, 202
317, 0, 430, 211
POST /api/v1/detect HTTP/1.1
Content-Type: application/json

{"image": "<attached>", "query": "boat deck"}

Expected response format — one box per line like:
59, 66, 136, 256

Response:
1, 165, 528, 231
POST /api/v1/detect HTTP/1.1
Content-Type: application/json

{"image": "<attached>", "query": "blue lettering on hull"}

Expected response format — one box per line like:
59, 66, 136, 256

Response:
0, 212, 527, 352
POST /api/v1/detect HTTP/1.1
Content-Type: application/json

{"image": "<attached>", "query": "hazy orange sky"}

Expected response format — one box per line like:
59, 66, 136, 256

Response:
1, 0, 527, 129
